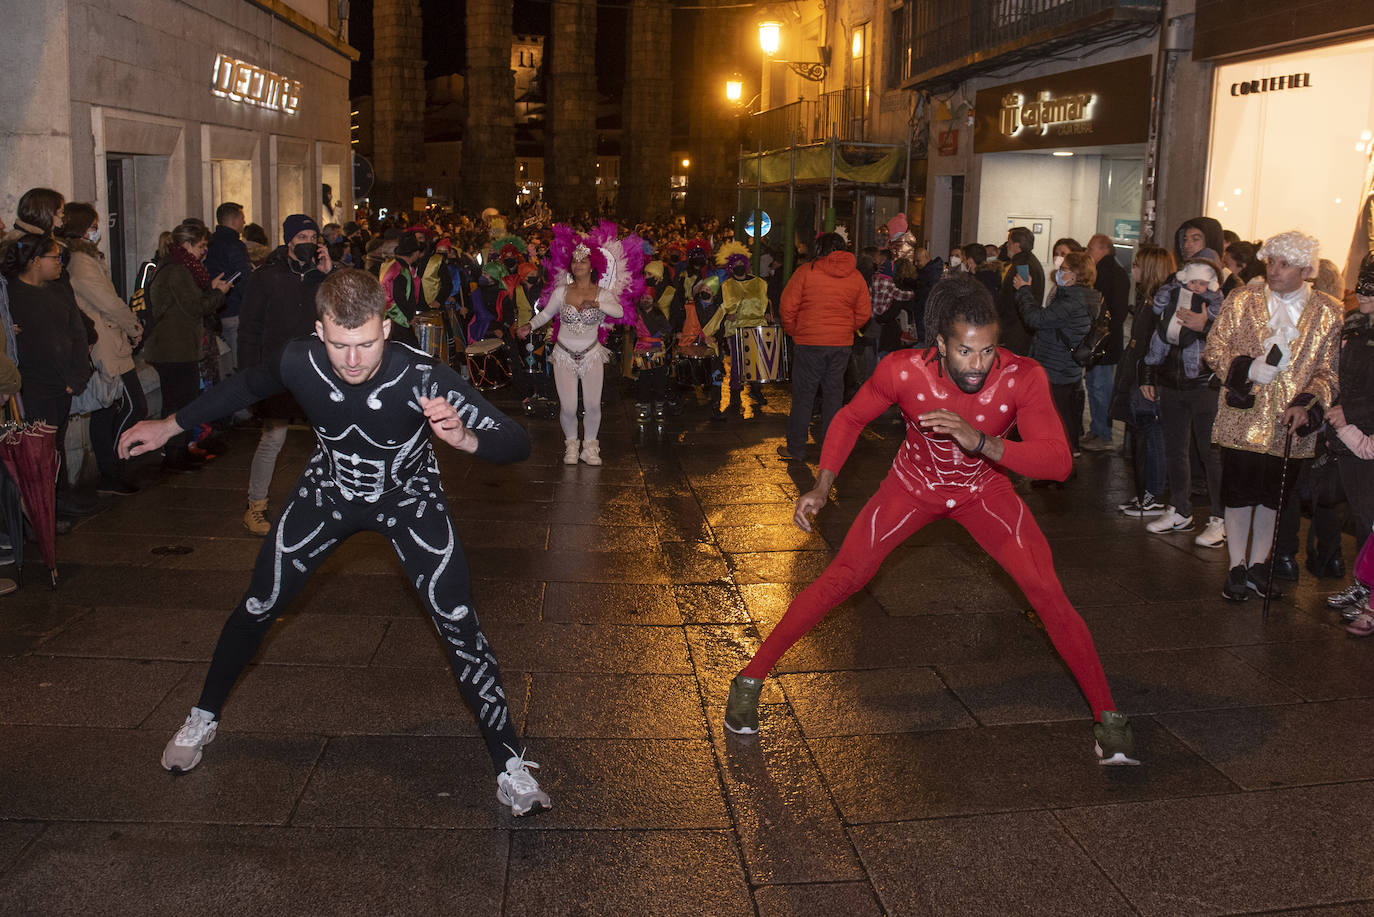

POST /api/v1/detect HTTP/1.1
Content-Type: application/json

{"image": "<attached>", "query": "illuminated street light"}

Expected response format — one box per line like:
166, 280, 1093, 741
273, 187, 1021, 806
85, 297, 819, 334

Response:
725, 75, 744, 103
759, 20, 781, 55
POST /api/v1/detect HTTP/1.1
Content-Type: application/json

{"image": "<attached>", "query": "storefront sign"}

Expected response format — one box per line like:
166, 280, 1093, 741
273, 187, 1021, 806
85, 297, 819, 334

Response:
974, 56, 1151, 154
212, 54, 301, 115
1229, 73, 1311, 95
998, 91, 1095, 137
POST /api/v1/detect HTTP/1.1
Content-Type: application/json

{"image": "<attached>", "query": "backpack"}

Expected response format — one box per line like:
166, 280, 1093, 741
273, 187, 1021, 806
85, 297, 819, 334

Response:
129, 259, 158, 345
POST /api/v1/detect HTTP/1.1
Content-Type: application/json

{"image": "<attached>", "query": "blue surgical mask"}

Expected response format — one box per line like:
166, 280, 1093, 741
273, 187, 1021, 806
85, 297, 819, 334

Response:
1055, 269, 1072, 286
87, 229, 101, 245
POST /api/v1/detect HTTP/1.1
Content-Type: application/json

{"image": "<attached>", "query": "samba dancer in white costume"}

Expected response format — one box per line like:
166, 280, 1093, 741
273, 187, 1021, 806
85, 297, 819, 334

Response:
517, 222, 644, 465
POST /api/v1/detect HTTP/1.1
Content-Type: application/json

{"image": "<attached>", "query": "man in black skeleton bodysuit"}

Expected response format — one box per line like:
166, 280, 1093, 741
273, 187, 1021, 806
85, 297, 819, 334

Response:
119, 268, 551, 817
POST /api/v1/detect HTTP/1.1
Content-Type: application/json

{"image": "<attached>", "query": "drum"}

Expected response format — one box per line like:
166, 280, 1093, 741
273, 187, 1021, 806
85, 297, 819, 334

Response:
464, 337, 512, 390
672, 344, 715, 387
631, 346, 667, 373
412, 310, 449, 363
738, 325, 786, 383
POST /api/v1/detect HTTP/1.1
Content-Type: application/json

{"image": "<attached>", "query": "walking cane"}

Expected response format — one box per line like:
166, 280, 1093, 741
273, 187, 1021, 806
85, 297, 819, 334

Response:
1264, 417, 1296, 621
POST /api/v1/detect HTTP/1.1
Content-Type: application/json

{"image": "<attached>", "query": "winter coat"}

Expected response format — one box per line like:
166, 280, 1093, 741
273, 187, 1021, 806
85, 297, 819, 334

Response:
997, 252, 1044, 356
779, 251, 871, 347
1093, 252, 1131, 365
1017, 282, 1097, 385
135, 262, 224, 364
1110, 297, 1161, 423
7, 278, 91, 399
237, 246, 327, 420
1142, 281, 1222, 389
65, 240, 140, 379
1326, 309, 1374, 458
204, 225, 252, 318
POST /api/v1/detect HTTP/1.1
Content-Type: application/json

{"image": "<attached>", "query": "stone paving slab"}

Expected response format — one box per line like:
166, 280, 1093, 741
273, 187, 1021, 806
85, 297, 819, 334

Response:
711, 705, 863, 885
1057, 783, 1374, 915
0, 725, 322, 824
1157, 698, 1374, 789
0, 823, 508, 917
147, 663, 521, 737
753, 882, 886, 917
1224, 638, 1374, 701
505, 829, 754, 917
524, 673, 706, 739
0, 656, 190, 727
852, 811, 1135, 916
808, 718, 1236, 822
778, 666, 978, 736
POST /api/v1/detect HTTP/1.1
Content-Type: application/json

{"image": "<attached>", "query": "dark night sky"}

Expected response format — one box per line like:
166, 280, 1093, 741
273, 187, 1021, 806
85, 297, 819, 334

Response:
348, 0, 628, 100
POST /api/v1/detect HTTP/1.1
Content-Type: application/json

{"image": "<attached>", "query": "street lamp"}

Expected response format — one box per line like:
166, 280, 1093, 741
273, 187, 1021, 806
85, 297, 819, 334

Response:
757, 18, 827, 82
725, 74, 744, 103
758, 20, 782, 56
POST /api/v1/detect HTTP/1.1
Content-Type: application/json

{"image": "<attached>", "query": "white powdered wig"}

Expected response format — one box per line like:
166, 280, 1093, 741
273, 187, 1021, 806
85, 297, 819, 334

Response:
1258, 230, 1319, 268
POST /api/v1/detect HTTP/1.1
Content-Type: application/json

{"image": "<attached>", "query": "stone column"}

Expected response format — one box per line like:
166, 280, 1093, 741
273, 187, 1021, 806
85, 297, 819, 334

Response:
687, 2, 742, 220
463, 0, 516, 213
544, 0, 599, 216
621, 0, 673, 220
372, 0, 426, 211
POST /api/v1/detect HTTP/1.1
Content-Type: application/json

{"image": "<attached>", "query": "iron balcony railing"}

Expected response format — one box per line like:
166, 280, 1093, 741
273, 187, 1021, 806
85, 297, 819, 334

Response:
748, 86, 869, 152
896, 0, 1160, 87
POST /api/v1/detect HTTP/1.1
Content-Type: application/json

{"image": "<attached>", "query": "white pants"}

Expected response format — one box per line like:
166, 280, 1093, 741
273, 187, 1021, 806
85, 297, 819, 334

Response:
554, 360, 604, 442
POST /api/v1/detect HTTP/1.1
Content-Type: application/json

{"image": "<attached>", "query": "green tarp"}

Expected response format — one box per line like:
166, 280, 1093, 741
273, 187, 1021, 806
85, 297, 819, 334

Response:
739, 144, 905, 185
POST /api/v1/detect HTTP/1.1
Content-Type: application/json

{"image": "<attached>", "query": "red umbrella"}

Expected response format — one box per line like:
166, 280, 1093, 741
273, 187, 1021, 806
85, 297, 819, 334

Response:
0, 421, 59, 587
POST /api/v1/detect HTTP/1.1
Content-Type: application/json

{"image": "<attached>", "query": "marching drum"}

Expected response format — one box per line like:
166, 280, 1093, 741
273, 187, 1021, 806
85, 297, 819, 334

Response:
412, 310, 449, 363
464, 337, 512, 390
631, 345, 667, 373
672, 343, 715, 387
737, 325, 787, 383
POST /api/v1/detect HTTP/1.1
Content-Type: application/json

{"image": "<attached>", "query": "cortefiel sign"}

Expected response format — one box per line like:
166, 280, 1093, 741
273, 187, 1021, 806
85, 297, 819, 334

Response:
974, 56, 1152, 153
212, 54, 302, 115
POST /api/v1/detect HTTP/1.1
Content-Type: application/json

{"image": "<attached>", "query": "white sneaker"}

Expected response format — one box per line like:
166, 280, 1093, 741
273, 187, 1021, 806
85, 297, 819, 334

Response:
162, 707, 217, 773
1146, 507, 1194, 534
1194, 515, 1226, 547
496, 748, 552, 817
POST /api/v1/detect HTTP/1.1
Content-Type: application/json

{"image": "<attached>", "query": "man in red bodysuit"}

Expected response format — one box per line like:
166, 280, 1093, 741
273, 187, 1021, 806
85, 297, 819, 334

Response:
725, 276, 1138, 765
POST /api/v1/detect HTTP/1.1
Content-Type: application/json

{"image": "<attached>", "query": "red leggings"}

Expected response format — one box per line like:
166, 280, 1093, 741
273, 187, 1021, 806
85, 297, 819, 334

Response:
742, 475, 1117, 719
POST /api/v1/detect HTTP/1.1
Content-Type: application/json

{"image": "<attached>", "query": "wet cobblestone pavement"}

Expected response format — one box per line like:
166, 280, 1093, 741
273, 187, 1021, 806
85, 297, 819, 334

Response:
3, 383, 1374, 916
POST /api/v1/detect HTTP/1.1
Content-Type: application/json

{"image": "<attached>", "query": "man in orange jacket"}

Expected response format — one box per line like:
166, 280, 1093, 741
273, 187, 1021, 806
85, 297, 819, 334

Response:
778, 232, 872, 461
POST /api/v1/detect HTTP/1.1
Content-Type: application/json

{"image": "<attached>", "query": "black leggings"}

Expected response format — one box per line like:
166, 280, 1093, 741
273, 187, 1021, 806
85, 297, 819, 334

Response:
196, 468, 520, 772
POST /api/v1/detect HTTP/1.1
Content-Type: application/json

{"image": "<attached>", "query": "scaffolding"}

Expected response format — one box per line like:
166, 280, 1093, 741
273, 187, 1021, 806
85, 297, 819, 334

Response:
736, 127, 913, 282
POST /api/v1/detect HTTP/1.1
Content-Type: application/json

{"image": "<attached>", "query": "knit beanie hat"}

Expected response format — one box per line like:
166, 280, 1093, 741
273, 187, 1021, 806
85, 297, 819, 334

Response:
282, 214, 319, 243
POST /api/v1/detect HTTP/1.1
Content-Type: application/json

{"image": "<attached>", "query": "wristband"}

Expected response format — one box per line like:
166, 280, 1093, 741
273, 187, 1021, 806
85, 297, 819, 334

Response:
974, 431, 987, 454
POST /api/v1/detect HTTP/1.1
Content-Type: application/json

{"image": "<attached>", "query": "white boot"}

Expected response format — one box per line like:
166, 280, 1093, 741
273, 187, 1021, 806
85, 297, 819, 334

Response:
579, 439, 602, 465
563, 438, 580, 465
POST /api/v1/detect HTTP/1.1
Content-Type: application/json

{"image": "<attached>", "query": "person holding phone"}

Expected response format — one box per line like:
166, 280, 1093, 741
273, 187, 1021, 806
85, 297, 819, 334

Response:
141, 222, 233, 472
206, 202, 253, 376
236, 214, 332, 534
995, 226, 1045, 356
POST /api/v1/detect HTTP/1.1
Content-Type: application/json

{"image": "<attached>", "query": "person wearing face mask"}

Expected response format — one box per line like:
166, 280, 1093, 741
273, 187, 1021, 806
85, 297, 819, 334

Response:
1013, 250, 1099, 460
142, 223, 232, 472
55, 203, 146, 495
706, 242, 770, 416
235, 214, 332, 534
381, 233, 426, 347
1204, 231, 1342, 602
2, 233, 91, 503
